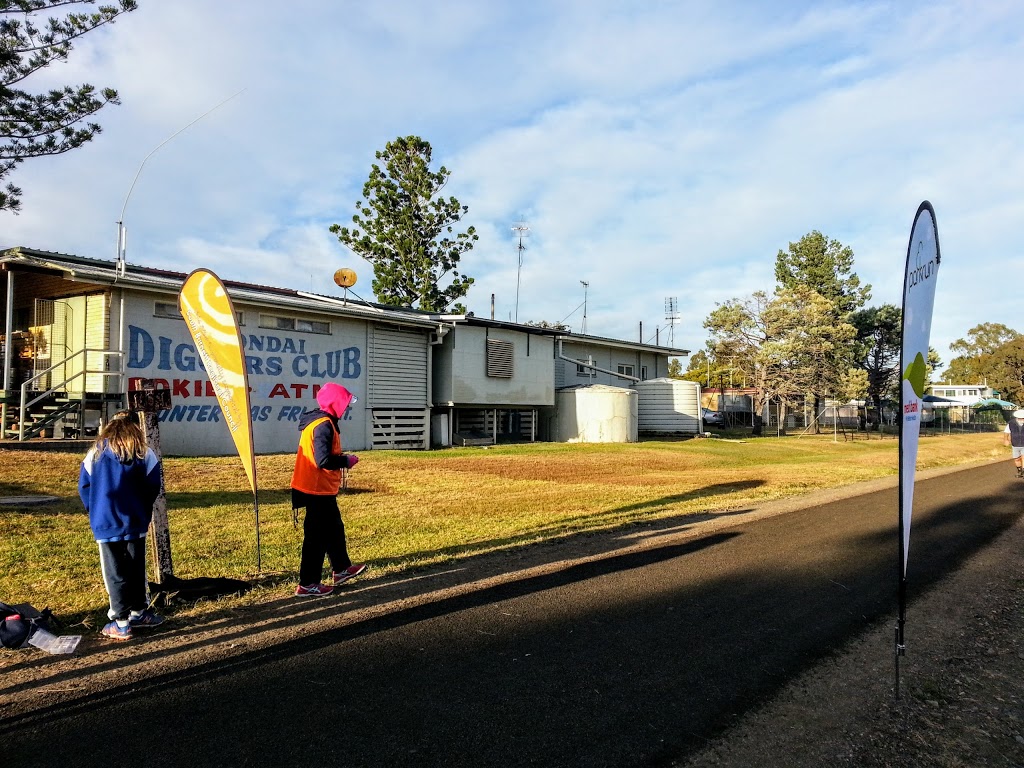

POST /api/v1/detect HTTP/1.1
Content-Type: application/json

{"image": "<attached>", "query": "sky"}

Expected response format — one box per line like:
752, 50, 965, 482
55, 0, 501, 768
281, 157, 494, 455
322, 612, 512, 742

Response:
4, 0, 1024, 376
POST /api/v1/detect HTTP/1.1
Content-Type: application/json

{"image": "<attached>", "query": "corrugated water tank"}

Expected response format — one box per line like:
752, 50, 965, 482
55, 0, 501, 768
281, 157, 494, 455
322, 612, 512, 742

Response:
634, 378, 702, 434
554, 384, 638, 443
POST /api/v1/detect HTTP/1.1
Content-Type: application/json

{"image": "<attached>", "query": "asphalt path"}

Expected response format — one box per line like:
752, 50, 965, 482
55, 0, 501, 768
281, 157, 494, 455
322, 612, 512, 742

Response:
4, 462, 1021, 767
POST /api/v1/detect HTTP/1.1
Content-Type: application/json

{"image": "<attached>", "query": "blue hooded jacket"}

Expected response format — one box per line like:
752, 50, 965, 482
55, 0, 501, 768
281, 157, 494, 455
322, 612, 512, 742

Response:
78, 444, 162, 542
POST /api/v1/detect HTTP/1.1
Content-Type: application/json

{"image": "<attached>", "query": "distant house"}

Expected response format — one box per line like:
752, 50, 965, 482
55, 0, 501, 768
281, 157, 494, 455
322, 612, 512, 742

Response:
926, 383, 996, 406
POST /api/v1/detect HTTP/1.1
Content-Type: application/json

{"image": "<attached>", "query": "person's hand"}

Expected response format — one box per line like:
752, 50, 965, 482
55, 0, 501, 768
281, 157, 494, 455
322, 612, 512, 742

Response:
347, 454, 359, 468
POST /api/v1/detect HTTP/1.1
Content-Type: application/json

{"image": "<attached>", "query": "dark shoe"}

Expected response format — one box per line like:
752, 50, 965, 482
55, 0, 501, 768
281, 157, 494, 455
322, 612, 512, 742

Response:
101, 621, 132, 641
295, 583, 334, 597
332, 564, 367, 586
129, 609, 165, 628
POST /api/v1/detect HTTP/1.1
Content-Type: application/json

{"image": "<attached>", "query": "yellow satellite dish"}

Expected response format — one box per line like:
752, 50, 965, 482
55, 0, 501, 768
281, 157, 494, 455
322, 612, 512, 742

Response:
333, 268, 357, 288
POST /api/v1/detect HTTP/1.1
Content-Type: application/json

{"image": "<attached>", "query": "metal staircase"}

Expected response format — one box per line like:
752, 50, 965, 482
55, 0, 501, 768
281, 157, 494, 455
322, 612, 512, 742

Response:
1, 348, 125, 441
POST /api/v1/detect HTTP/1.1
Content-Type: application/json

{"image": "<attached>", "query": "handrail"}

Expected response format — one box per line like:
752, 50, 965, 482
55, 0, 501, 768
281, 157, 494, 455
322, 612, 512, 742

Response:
17, 348, 125, 440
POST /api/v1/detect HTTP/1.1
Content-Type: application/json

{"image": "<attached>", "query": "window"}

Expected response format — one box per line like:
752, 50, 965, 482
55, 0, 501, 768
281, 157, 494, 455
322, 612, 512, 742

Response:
154, 302, 182, 319
616, 364, 635, 378
486, 338, 514, 377
640, 365, 648, 381
259, 314, 329, 334
160, 302, 243, 324
577, 363, 591, 377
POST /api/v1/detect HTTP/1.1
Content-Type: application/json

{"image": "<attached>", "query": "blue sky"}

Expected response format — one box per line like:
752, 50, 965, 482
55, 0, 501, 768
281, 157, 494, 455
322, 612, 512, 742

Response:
5, 1, 1024, 374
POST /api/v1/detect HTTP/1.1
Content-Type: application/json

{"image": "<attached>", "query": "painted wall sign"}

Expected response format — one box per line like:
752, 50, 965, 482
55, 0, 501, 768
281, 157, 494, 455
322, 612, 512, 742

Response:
122, 295, 370, 455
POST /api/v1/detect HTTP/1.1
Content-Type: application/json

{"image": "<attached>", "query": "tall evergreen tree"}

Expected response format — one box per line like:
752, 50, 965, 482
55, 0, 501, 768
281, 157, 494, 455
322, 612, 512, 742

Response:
0, 0, 137, 213
775, 231, 869, 429
774, 230, 871, 314
331, 135, 478, 312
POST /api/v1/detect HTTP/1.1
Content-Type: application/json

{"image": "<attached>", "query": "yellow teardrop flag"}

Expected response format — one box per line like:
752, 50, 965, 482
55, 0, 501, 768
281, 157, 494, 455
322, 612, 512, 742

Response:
178, 269, 257, 494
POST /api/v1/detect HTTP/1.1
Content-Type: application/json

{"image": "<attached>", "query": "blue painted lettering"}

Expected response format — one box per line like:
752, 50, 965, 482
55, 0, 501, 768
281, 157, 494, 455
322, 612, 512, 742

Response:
127, 325, 154, 368
343, 347, 361, 378
158, 336, 173, 371
174, 343, 196, 372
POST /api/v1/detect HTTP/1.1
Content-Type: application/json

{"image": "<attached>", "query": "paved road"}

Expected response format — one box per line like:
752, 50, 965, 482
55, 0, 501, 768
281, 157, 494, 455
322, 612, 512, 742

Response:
4, 462, 1021, 767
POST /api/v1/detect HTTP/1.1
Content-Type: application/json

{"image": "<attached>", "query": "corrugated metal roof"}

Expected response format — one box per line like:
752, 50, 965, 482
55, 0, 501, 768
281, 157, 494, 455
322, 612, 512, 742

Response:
0, 246, 439, 329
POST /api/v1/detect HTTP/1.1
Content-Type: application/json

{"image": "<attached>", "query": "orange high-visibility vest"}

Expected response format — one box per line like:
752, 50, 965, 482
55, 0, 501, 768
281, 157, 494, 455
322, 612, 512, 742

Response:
290, 416, 342, 495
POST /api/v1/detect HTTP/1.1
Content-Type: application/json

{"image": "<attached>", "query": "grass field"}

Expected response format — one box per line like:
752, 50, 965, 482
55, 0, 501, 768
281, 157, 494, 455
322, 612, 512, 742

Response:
0, 431, 1007, 629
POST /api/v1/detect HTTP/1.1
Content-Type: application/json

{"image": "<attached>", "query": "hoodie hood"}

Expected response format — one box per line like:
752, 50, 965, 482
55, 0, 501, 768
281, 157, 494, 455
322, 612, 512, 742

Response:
315, 383, 355, 419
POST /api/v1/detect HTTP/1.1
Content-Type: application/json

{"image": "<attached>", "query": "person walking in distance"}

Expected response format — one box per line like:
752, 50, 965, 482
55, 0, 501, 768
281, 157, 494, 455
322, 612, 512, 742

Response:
1003, 409, 1024, 478
78, 412, 165, 640
291, 383, 367, 596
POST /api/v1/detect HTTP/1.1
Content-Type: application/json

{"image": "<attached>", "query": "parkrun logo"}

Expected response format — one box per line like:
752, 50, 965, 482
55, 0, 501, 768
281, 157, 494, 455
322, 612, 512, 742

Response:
904, 401, 918, 414
908, 240, 939, 288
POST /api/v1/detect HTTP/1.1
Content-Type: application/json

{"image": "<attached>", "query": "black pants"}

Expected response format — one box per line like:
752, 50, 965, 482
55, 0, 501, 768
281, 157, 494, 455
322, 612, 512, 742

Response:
298, 494, 352, 586
98, 539, 149, 621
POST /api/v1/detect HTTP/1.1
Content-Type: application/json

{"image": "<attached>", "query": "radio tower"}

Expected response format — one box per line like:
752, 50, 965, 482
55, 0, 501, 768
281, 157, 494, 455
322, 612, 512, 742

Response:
665, 297, 679, 346
512, 223, 530, 322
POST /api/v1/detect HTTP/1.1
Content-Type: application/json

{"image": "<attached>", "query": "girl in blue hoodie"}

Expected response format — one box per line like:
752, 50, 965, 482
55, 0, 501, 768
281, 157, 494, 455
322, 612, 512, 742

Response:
78, 412, 164, 640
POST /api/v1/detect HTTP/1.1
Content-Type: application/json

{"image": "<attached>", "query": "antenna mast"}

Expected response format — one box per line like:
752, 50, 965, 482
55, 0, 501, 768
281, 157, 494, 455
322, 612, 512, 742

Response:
512, 223, 530, 322
665, 297, 678, 346
581, 281, 589, 334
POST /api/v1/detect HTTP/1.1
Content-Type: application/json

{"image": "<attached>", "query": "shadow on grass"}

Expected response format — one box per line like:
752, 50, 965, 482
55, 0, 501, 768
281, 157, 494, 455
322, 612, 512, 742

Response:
19, 481, 765, 637
0, 530, 742, 711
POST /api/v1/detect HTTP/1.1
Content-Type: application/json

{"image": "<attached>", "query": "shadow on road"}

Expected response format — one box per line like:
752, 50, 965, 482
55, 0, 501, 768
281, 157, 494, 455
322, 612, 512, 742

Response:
3, 467, 1020, 768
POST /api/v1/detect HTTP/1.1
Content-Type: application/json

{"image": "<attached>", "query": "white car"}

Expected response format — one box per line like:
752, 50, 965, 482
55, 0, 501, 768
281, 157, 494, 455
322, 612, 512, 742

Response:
702, 408, 725, 427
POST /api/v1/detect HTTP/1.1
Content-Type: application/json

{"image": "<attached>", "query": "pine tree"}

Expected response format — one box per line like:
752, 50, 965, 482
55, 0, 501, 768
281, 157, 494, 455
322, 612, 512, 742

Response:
331, 136, 477, 312
0, 1, 137, 213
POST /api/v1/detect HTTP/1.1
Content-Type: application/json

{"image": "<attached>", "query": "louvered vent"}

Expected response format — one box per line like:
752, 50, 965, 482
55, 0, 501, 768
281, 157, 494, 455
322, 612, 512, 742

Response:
486, 338, 514, 378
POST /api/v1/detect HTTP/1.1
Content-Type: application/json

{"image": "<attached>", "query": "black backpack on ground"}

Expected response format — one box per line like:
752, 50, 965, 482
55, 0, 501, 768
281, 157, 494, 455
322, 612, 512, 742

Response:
0, 601, 53, 649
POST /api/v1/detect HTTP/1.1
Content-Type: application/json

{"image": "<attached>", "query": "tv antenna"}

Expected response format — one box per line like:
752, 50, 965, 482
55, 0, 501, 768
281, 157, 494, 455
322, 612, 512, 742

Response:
512, 223, 529, 322
116, 88, 245, 278
580, 281, 589, 334
665, 297, 679, 346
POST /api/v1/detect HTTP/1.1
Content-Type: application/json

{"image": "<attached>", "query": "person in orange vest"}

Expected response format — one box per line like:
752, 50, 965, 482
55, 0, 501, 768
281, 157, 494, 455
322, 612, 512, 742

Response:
291, 382, 367, 596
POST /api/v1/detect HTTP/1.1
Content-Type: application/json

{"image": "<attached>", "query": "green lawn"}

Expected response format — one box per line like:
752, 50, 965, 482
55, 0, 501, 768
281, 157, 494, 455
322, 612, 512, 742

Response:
0, 431, 1006, 629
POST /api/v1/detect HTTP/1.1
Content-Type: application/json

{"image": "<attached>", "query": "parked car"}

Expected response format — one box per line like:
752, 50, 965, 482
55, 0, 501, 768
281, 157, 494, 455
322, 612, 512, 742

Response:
702, 408, 725, 427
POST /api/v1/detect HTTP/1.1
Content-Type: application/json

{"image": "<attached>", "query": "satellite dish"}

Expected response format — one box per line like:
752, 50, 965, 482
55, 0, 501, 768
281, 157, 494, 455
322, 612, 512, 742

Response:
333, 268, 357, 288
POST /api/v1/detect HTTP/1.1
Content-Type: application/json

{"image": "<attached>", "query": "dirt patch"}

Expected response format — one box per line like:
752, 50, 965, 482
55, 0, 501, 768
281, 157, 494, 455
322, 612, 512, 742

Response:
680, 496, 1024, 767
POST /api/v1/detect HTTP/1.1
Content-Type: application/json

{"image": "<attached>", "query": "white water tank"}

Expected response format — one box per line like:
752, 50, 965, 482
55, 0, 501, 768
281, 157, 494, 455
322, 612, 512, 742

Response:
555, 384, 638, 443
634, 378, 702, 434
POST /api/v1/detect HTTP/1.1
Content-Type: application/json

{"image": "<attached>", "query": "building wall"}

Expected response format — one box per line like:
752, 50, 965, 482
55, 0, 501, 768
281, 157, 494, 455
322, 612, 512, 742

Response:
121, 289, 405, 455
436, 325, 555, 406
556, 341, 666, 387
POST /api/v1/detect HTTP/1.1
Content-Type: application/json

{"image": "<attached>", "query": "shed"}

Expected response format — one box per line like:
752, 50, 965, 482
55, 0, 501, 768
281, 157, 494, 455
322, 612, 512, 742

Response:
634, 378, 701, 434
554, 384, 637, 443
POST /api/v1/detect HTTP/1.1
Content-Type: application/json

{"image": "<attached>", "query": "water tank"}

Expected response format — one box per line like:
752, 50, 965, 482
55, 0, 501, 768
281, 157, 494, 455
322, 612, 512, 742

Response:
555, 384, 638, 443
634, 378, 701, 434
